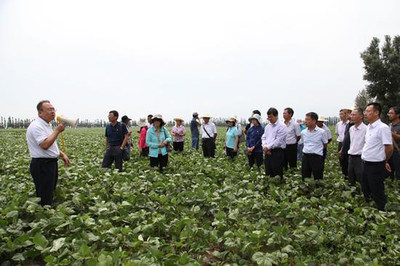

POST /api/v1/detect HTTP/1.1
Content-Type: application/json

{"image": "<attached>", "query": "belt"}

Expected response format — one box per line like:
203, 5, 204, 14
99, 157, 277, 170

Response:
349, 154, 361, 157
362, 160, 385, 165
32, 158, 58, 162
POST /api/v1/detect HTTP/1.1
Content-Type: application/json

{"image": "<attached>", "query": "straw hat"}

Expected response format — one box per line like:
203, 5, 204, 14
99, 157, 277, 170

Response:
137, 118, 147, 127
201, 114, 211, 118
317, 116, 328, 122
248, 114, 262, 124
174, 117, 184, 122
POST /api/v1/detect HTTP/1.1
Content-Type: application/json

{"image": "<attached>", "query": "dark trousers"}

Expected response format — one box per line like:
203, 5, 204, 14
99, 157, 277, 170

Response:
283, 143, 298, 169
389, 149, 400, 180
338, 142, 349, 176
248, 152, 263, 168
302, 153, 324, 180
348, 155, 362, 185
173, 141, 184, 152
202, 138, 215, 158
226, 147, 237, 159
102, 146, 123, 172
140, 147, 149, 157
29, 158, 58, 206
264, 148, 284, 178
362, 161, 387, 210
191, 137, 199, 150
150, 154, 168, 172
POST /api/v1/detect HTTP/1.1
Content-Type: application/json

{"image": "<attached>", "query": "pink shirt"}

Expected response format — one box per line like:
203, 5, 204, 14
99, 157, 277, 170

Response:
172, 125, 186, 142
139, 126, 148, 149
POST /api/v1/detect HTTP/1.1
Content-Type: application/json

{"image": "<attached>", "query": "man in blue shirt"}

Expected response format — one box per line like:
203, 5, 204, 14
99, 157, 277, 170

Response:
190, 112, 200, 150
101, 110, 129, 172
301, 112, 328, 180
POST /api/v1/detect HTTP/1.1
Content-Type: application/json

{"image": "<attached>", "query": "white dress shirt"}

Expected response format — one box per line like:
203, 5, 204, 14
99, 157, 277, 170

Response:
301, 126, 328, 156
284, 120, 301, 145
26, 117, 60, 158
201, 122, 217, 138
348, 122, 367, 155
335, 120, 349, 142
361, 119, 392, 162
321, 124, 332, 140
261, 120, 287, 150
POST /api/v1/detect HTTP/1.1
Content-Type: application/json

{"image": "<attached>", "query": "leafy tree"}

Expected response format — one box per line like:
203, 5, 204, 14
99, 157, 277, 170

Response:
360, 35, 400, 120
354, 89, 375, 109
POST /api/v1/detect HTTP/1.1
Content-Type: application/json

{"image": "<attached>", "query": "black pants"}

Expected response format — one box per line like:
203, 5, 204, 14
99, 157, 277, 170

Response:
226, 147, 237, 159
202, 138, 215, 158
302, 153, 324, 180
264, 148, 284, 178
388, 149, 400, 180
30, 158, 58, 206
248, 152, 263, 168
102, 145, 123, 172
150, 154, 168, 172
140, 147, 149, 157
173, 141, 184, 152
283, 143, 298, 169
348, 155, 362, 185
362, 161, 387, 210
338, 142, 349, 176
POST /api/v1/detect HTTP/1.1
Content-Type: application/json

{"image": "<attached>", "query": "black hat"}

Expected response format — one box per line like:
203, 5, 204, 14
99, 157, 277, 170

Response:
121, 115, 131, 123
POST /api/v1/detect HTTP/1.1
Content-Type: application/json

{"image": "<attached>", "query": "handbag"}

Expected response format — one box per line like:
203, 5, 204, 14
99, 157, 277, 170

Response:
202, 125, 216, 149
163, 128, 174, 152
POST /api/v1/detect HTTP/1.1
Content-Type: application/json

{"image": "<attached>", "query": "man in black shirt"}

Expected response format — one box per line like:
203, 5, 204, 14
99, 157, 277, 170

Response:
101, 110, 129, 172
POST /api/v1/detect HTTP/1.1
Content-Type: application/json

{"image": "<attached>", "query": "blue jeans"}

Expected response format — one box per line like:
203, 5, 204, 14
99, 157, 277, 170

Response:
297, 143, 304, 161
191, 136, 199, 150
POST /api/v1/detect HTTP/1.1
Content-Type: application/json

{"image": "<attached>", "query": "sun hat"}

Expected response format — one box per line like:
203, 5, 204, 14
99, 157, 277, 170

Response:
174, 117, 184, 122
152, 114, 165, 124
248, 114, 262, 124
137, 118, 147, 127
201, 114, 211, 118
317, 116, 328, 122
225, 117, 236, 123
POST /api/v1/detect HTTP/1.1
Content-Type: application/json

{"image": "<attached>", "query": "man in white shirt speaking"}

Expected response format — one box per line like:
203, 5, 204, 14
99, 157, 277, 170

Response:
361, 102, 393, 211
26, 100, 70, 206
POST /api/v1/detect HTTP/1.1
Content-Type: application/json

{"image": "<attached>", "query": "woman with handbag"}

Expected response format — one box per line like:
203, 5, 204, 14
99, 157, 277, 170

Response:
171, 118, 186, 152
145, 114, 172, 172
246, 114, 264, 170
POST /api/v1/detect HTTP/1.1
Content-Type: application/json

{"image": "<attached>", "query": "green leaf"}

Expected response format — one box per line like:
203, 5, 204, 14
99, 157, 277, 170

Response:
252, 252, 276, 266
50, 237, 66, 252
33, 232, 49, 250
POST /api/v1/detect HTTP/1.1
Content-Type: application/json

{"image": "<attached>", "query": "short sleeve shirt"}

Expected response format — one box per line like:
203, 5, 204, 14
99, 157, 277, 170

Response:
105, 122, 128, 146
226, 127, 239, 149
362, 119, 392, 162
26, 117, 60, 158
390, 122, 400, 148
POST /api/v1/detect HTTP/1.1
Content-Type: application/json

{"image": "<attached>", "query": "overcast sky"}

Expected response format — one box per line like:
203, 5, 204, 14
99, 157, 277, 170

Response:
0, 0, 399, 123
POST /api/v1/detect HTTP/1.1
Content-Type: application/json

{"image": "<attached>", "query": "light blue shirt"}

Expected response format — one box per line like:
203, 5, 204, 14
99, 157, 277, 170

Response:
261, 120, 287, 150
226, 127, 239, 149
146, 127, 172, 158
301, 126, 328, 156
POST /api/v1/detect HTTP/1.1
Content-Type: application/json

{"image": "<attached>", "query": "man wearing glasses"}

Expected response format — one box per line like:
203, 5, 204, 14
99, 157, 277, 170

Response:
26, 100, 70, 206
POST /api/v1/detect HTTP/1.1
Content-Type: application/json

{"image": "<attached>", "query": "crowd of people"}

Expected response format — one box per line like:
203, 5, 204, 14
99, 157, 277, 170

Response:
26, 100, 399, 211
